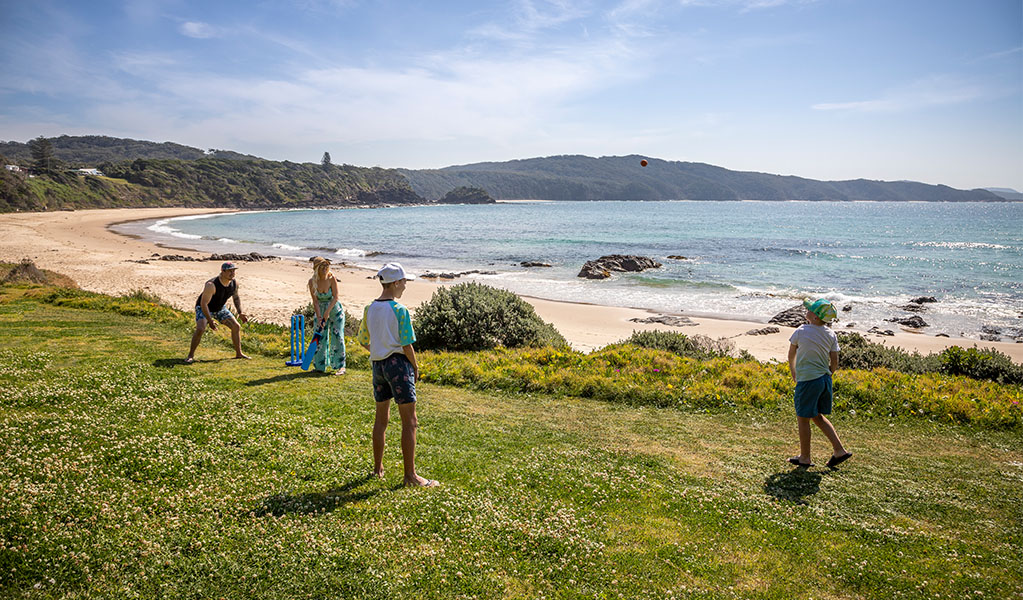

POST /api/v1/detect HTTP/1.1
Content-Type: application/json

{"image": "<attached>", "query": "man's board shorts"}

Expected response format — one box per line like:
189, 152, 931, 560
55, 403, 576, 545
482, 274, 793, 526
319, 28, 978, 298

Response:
195, 305, 235, 323
794, 373, 833, 418
372, 353, 416, 404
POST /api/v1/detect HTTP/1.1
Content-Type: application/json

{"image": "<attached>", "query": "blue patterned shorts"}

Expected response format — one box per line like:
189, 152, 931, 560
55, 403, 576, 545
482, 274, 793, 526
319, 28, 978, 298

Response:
195, 305, 235, 323
372, 353, 416, 405
794, 374, 833, 418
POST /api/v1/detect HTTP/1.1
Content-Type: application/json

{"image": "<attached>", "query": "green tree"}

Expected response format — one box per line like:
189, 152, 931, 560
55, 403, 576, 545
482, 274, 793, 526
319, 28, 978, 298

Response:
28, 136, 56, 172
321, 152, 331, 167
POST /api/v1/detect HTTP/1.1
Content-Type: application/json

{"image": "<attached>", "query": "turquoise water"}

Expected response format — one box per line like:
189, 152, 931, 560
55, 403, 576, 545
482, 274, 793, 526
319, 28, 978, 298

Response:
116, 201, 1023, 340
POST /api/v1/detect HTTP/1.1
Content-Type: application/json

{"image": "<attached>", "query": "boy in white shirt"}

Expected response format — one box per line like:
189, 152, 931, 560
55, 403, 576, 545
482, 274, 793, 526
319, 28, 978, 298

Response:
787, 298, 852, 469
356, 263, 438, 488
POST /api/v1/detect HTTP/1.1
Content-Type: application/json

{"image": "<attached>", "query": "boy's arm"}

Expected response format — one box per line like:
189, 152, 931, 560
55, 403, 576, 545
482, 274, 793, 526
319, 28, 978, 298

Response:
402, 344, 418, 382
787, 343, 798, 382
829, 351, 839, 374
356, 308, 371, 351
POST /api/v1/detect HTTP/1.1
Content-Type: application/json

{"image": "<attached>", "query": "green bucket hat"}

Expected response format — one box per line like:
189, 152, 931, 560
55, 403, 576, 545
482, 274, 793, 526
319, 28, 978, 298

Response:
803, 298, 837, 323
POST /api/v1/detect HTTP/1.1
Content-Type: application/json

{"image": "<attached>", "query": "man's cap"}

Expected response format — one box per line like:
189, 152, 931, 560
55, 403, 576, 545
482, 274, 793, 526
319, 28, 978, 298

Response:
803, 298, 837, 323
221, 262, 237, 271
377, 262, 415, 284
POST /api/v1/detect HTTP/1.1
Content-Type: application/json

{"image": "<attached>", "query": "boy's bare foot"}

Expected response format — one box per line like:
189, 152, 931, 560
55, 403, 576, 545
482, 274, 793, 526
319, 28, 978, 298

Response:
234, 354, 251, 360
404, 476, 439, 488
334, 368, 346, 376
373, 469, 385, 479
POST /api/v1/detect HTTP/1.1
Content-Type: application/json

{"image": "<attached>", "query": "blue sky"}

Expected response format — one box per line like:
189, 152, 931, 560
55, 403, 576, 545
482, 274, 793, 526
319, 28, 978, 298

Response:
1, 0, 1020, 190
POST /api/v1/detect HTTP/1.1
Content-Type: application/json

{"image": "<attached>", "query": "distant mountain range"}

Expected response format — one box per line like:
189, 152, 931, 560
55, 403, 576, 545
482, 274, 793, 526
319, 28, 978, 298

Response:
0, 136, 1013, 212
400, 155, 1006, 202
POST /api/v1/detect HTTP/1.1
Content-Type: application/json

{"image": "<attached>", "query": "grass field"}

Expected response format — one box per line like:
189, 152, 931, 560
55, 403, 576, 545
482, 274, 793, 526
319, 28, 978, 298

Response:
1, 283, 1021, 599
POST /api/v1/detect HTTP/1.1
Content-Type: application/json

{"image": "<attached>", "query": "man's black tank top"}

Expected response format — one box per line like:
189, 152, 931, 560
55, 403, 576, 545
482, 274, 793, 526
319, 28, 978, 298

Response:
196, 277, 236, 312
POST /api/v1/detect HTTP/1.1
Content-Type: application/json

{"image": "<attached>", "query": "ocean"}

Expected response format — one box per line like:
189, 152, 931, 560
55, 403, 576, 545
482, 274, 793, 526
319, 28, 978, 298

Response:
113, 201, 1023, 341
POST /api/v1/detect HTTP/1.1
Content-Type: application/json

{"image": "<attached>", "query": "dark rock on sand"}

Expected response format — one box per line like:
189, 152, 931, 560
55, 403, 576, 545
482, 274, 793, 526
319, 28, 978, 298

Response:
745, 326, 780, 336
209, 252, 276, 262
159, 255, 198, 261
868, 326, 895, 336
980, 334, 1001, 342
768, 306, 809, 328
578, 255, 662, 279
520, 261, 552, 268
899, 303, 927, 313
909, 296, 938, 304
666, 255, 688, 260
841, 305, 852, 312
629, 315, 697, 327
935, 333, 950, 338
886, 315, 928, 328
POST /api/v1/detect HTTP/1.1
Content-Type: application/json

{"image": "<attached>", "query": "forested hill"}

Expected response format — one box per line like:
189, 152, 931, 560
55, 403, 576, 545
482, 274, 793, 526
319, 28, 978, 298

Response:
400, 155, 1005, 202
0, 158, 421, 213
0, 135, 259, 165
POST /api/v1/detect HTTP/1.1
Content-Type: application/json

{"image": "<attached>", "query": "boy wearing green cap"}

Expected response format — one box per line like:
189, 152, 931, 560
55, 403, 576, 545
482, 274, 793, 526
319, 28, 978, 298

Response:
787, 298, 852, 468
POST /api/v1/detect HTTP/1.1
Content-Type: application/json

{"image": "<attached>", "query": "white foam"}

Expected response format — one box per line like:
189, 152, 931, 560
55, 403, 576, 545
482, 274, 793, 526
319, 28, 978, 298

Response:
272, 242, 304, 251
334, 248, 368, 257
217, 238, 239, 244
146, 219, 203, 240
912, 241, 1009, 250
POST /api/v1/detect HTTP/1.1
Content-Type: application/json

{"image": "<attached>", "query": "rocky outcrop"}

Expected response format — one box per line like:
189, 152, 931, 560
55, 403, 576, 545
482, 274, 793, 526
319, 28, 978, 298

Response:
886, 315, 928, 328
419, 269, 497, 280
666, 255, 688, 260
628, 315, 696, 327
768, 306, 809, 328
577, 255, 662, 279
868, 326, 895, 336
909, 296, 937, 304
520, 261, 552, 268
745, 326, 780, 336
158, 252, 277, 262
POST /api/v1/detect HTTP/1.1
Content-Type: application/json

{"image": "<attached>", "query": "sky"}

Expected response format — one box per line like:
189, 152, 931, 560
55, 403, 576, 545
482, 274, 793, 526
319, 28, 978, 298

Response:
1, 0, 1021, 190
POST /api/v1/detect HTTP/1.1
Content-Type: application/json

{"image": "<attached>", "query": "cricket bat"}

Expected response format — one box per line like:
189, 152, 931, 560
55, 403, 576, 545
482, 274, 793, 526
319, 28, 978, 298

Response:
300, 326, 323, 370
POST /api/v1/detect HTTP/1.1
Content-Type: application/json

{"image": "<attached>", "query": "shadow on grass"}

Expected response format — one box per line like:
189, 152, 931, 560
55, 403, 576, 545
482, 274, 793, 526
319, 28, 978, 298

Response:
245, 370, 330, 386
153, 358, 228, 368
253, 474, 379, 516
763, 469, 823, 504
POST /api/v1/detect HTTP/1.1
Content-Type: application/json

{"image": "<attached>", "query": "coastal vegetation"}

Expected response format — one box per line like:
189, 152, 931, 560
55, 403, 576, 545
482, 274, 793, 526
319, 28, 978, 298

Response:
1, 268, 1021, 598
414, 282, 566, 351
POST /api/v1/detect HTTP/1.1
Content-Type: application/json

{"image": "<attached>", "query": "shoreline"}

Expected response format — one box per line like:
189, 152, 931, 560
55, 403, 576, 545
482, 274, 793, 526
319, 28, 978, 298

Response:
1, 207, 1021, 363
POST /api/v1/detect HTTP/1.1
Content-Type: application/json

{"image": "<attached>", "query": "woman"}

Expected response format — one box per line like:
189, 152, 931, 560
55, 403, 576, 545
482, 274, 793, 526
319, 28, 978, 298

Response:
307, 256, 346, 374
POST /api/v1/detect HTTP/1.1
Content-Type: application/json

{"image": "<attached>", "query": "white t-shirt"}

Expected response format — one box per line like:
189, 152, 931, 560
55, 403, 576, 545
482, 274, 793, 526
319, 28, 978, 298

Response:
789, 324, 839, 382
356, 299, 416, 361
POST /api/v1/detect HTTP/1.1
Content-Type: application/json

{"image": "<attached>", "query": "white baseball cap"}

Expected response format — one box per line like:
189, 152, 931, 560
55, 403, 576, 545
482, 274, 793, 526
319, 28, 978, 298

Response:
377, 262, 415, 284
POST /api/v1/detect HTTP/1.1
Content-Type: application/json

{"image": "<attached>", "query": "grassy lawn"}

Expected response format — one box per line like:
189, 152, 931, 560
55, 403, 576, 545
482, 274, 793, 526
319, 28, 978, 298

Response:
0, 285, 1021, 599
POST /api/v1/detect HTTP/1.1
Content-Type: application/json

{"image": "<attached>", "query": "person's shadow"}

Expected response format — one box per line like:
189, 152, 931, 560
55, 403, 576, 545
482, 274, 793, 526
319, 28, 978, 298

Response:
763, 469, 823, 504
153, 358, 226, 368
252, 474, 380, 517
244, 371, 329, 386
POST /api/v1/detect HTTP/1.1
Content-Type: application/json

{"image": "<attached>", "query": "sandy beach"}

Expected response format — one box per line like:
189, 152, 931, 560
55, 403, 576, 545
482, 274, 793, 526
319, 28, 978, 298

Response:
1, 207, 1020, 363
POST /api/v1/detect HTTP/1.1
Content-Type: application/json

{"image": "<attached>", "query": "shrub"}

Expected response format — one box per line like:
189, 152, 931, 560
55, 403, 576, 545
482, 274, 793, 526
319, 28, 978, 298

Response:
835, 332, 940, 374
413, 282, 567, 351
612, 330, 742, 361
939, 346, 1023, 385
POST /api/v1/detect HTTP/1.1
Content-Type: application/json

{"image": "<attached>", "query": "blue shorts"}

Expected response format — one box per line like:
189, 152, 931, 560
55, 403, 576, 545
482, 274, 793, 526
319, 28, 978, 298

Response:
372, 353, 416, 405
195, 305, 235, 323
794, 374, 833, 418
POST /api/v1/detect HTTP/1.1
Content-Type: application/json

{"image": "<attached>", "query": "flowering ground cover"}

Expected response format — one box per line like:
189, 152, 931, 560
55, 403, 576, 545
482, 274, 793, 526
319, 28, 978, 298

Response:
0, 283, 1021, 598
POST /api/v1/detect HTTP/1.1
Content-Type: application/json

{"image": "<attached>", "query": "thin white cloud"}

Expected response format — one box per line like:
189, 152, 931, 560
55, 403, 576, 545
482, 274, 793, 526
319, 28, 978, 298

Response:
677, 0, 816, 10
812, 76, 986, 113
179, 21, 219, 38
